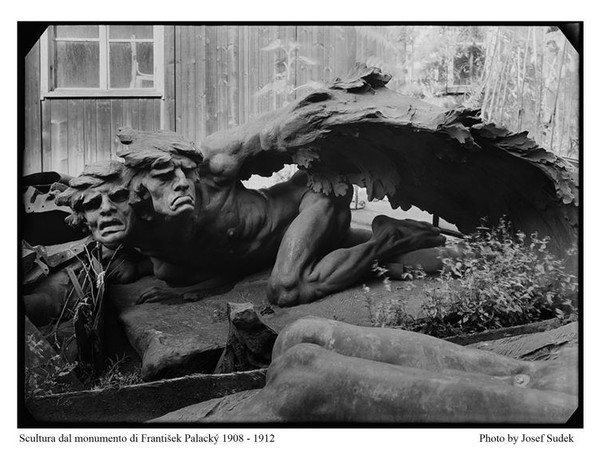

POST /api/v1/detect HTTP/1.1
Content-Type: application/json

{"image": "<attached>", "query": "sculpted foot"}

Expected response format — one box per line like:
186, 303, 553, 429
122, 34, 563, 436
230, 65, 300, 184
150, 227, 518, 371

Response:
371, 215, 445, 257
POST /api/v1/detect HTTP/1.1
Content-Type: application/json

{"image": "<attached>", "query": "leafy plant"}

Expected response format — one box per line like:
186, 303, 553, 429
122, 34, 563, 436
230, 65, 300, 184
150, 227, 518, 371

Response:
364, 219, 577, 338
412, 218, 578, 338
365, 262, 414, 328
24, 333, 78, 399
255, 38, 321, 104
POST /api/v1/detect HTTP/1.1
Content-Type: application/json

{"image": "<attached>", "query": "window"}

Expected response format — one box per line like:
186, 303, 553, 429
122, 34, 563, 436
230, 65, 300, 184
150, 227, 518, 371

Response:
41, 25, 164, 97
445, 27, 485, 95
450, 44, 485, 87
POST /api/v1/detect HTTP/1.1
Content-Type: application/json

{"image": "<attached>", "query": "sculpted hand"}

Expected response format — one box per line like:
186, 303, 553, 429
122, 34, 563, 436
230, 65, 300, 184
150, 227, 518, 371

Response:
136, 286, 182, 305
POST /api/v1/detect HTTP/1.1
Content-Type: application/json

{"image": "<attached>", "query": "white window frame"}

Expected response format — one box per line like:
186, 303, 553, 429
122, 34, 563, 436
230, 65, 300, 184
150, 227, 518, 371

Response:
40, 25, 164, 99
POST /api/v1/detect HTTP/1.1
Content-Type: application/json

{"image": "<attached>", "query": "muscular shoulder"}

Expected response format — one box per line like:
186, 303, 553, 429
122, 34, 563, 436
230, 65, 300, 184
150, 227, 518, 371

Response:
199, 129, 245, 182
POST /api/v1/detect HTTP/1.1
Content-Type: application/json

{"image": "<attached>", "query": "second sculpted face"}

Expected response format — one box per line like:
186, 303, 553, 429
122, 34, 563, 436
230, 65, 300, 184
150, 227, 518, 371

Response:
81, 183, 134, 247
141, 156, 199, 217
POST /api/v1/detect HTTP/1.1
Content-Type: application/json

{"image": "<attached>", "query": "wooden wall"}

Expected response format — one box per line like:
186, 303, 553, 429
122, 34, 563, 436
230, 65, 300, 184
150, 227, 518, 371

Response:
24, 28, 167, 177
169, 25, 359, 143
23, 25, 398, 176
24, 41, 42, 175
39, 98, 161, 175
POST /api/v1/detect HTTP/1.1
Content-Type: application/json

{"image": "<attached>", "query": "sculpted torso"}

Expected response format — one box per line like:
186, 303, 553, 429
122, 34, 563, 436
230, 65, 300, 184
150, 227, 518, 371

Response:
155, 175, 308, 278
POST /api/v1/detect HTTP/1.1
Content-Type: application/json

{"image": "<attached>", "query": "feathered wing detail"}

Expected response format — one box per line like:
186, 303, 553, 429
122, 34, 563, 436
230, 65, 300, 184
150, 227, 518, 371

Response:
198, 64, 577, 249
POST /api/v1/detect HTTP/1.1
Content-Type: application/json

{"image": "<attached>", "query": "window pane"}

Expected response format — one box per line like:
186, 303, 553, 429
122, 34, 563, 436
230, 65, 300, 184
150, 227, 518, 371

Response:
109, 42, 154, 88
109, 25, 153, 40
137, 42, 154, 74
56, 41, 100, 88
55, 25, 99, 39
109, 43, 133, 88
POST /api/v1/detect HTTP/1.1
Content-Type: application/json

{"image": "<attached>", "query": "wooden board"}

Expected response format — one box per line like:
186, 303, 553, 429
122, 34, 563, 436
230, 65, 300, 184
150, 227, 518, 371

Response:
24, 41, 42, 175
467, 322, 578, 360
26, 369, 266, 424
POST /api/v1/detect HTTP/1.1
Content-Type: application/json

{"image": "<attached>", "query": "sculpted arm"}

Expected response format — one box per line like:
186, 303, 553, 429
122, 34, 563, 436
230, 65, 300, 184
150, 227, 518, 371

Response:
198, 110, 281, 183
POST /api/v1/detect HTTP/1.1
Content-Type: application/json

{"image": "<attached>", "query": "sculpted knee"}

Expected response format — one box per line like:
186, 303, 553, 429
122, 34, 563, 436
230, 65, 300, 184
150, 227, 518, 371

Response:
273, 317, 335, 359
262, 343, 331, 420
269, 342, 323, 373
266, 273, 302, 307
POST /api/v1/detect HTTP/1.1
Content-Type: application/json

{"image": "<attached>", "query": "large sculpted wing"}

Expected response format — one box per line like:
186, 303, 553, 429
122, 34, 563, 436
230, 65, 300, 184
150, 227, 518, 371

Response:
199, 64, 578, 248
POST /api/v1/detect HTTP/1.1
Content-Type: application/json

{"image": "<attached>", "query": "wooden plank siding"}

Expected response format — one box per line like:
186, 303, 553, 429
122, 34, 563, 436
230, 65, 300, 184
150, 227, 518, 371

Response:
67, 99, 85, 175
49, 99, 69, 174
204, 26, 218, 137
83, 99, 98, 166
25, 25, 388, 176
163, 25, 177, 132
194, 26, 207, 142
24, 41, 42, 175
36, 98, 161, 175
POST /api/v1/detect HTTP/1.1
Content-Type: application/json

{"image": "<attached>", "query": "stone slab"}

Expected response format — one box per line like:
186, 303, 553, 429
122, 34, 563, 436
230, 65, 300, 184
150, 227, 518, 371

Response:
108, 271, 432, 381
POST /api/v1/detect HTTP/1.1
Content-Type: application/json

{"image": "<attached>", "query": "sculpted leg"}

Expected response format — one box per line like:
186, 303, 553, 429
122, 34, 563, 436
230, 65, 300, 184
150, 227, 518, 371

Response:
382, 245, 465, 277
267, 192, 351, 306
226, 343, 577, 423
222, 318, 577, 422
342, 227, 463, 276
267, 192, 445, 306
274, 317, 578, 396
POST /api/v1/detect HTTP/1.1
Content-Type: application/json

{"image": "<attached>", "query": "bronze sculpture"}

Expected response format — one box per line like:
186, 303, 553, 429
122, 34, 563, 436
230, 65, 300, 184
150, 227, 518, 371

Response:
58, 152, 445, 306
186, 317, 577, 423
57, 65, 578, 307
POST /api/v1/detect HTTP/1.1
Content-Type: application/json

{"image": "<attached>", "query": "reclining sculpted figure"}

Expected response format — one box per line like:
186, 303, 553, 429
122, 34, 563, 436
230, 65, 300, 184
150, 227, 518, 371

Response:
157, 317, 577, 423
58, 141, 445, 307
58, 65, 578, 307
116, 130, 446, 305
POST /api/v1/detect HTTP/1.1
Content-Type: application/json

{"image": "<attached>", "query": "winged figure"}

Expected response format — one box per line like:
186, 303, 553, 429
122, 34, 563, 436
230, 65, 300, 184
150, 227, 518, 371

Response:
57, 64, 578, 307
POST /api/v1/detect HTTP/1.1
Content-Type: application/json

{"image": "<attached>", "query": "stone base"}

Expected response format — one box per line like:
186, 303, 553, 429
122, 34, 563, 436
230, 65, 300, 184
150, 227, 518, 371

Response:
108, 271, 430, 381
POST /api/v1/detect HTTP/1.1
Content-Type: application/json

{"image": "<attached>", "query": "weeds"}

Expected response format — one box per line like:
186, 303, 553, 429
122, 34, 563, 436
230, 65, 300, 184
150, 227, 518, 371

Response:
92, 356, 143, 391
26, 243, 125, 397
366, 219, 578, 338
24, 332, 78, 399
366, 262, 414, 328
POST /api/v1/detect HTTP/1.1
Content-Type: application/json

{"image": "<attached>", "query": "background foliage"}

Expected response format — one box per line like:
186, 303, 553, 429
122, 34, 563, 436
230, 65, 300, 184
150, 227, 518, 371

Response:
256, 25, 579, 159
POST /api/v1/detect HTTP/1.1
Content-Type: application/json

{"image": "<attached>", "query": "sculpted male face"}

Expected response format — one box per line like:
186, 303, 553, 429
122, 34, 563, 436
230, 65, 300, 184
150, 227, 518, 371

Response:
56, 160, 135, 248
80, 182, 134, 247
137, 156, 198, 217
